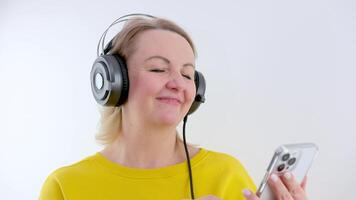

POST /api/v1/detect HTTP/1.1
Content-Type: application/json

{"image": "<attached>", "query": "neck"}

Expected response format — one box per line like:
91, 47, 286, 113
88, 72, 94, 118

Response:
101, 112, 191, 168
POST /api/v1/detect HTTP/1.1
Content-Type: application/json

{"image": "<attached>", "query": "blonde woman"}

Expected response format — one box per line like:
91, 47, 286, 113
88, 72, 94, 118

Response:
40, 15, 309, 200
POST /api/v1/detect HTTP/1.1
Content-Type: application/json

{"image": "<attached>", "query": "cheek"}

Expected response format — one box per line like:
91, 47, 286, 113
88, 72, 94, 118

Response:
186, 83, 196, 103
129, 73, 159, 99
127, 72, 142, 100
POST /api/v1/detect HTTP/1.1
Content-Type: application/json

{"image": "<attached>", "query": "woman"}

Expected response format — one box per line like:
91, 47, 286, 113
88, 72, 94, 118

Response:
40, 15, 309, 200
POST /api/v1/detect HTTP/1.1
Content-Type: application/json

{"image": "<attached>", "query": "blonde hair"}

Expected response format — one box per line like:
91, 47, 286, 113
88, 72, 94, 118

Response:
95, 16, 197, 145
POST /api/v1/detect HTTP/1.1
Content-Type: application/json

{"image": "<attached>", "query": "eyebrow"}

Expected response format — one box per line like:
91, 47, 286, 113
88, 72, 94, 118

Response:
144, 55, 195, 68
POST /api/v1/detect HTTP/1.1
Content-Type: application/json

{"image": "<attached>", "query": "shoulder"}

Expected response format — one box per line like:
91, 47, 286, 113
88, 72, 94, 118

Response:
200, 148, 256, 190
42, 153, 98, 188
40, 154, 97, 199
49, 154, 97, 179
203, 149, 247, 171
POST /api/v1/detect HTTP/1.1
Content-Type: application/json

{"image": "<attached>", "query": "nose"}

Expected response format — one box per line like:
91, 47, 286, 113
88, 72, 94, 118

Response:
165, 70, 185, 92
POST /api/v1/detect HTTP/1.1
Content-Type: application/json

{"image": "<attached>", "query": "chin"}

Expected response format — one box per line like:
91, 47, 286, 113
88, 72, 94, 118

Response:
154, 113, 183, 127
149, 105, 189, 127
159, 116, 180, 126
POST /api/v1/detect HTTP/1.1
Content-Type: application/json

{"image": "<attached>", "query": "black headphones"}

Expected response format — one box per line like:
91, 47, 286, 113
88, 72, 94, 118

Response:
90, 14, 206, 115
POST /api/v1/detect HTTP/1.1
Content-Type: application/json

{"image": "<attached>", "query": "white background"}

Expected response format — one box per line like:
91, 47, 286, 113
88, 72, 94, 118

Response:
1, 0, 355, 199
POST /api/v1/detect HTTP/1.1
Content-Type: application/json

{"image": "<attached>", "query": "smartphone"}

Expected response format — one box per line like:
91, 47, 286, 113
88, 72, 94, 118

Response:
256, 143, 318, 200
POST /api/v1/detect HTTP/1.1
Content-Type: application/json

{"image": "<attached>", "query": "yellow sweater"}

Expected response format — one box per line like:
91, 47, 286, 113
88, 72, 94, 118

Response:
40, 148, 256, 200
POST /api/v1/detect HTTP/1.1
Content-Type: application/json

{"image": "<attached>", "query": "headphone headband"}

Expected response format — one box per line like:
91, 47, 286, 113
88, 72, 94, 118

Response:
97, 13, 156, 57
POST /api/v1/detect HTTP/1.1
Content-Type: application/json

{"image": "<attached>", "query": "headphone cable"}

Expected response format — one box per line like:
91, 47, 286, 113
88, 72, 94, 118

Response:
183, 115, 195, 199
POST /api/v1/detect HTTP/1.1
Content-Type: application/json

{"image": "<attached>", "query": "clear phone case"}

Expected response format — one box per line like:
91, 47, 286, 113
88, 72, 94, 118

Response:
256, 143, 318, 200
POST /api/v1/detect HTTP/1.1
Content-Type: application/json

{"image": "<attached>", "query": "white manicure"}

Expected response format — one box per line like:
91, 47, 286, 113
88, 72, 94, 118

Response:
284, 172, 291, 179
243, 189, 251, 196
271, 174, 279, 182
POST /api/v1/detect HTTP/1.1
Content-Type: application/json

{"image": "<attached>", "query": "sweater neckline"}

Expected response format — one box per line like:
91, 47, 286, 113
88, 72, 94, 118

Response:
91, 148, 208, 179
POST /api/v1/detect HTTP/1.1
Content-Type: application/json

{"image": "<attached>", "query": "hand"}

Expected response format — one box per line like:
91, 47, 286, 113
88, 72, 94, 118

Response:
243, 173, 308, 200
195, 195, 222, 200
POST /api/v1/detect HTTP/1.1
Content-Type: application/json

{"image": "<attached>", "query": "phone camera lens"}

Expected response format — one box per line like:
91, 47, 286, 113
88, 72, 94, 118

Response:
282, 153, 290, 161
288, 158, 296, 165
277, 164, 285, 172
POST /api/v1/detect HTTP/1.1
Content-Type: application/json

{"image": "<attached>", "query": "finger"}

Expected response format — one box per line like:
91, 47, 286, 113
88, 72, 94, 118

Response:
242, 189, 259, 200
268, 173, 293, 200
301, 175, 307, 190
280, 172, 307, 199
196, 195, 221, 200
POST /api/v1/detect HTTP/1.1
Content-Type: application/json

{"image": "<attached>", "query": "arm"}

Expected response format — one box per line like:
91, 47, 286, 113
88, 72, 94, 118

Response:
39, 174, 65, 200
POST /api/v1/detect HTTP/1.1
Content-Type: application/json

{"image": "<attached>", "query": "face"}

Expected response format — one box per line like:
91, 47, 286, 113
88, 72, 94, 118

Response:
124, 29, 196, 127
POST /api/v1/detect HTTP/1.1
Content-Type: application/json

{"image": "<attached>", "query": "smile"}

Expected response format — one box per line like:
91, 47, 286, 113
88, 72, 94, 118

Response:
156, 97, 182, 105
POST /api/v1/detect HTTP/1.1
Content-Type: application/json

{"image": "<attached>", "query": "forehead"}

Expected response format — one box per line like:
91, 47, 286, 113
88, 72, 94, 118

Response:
132, 29, 195, 62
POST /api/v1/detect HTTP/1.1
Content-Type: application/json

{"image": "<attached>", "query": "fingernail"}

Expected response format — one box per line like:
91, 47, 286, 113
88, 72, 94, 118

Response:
242, 189, 251, 197
284, 172, 291, 179
271, 173, 279, 182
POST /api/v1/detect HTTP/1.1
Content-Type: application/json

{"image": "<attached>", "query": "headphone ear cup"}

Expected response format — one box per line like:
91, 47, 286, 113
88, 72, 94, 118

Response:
187, 70, 206, 115
112, 54, 129, 106
90, 54, 129, 107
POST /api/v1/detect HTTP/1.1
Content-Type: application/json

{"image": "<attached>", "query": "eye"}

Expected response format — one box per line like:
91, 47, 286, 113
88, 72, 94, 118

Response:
183, 74, 193, 80
149, 69, 165, 73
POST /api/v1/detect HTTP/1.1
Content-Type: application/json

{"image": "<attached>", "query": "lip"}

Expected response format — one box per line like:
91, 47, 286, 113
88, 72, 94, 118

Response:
156, 96, 182, 105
